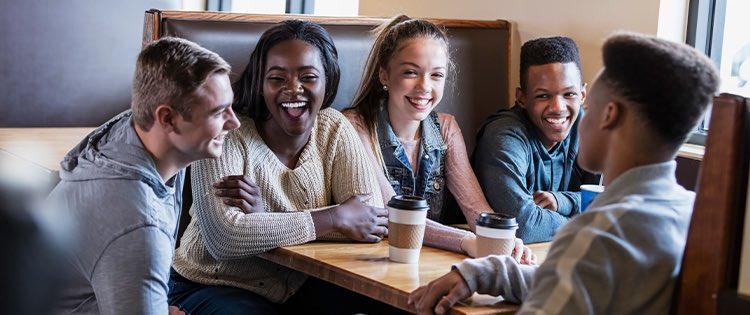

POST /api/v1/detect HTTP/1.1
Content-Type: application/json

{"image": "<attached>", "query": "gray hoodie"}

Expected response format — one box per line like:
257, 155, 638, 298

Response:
49, 110, 184, 315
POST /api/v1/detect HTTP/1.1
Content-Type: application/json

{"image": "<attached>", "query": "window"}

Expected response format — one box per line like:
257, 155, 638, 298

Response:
687, 0, 749, 144
190, 0, 358, 16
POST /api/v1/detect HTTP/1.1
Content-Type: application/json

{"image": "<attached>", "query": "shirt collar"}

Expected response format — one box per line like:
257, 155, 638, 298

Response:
590, 160, 681, 209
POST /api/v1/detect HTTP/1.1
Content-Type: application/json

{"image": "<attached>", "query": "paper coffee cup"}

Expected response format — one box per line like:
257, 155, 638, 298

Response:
387, 195, 429, 263
475, 213, 518, 257
580, 184, 605, 211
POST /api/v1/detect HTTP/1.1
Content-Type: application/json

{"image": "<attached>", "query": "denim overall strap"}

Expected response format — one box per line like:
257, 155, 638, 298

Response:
376, 107, 417, 196
418, 111, 448, 220
376, 108, 449, 220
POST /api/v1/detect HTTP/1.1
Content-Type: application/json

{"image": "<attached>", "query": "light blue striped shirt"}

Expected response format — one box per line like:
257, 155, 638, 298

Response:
455, 161, 693, 314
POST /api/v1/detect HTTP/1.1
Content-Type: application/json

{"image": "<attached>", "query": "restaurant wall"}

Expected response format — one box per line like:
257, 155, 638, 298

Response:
359, 0, 688, 105
0, 0, 180, 127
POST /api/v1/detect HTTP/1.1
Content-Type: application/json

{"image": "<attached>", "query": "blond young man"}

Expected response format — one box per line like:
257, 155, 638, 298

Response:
49, 37, 240, 314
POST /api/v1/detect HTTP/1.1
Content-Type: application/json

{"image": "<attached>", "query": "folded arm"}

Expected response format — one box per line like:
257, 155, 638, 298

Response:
191, 134, 317, 260
474, 130, 569, 243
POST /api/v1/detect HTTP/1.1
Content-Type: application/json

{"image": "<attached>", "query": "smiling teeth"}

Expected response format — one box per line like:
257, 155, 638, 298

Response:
281, 102, 306, 108
409, 98, 430, 106
545, 117, 567, 124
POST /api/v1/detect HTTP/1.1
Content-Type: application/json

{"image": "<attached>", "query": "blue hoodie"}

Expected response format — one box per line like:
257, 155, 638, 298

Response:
49, 110, 184, 314
473, 106, 599, 243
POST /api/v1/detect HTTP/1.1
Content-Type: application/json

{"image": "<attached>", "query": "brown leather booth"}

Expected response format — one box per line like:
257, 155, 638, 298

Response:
142, 10, 513, 246
143, 10, 513, 151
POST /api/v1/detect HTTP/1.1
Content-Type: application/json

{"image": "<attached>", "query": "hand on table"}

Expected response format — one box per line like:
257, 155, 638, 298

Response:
332, 194, 389, 242
462, 235, 537, 265
408, 269, 472, 315
533, 191, 558, 211
214, 175, 264, 213
513, 238, 537, 265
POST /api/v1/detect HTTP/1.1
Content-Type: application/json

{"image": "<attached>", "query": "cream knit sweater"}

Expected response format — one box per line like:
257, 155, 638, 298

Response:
172, 108, 383, 303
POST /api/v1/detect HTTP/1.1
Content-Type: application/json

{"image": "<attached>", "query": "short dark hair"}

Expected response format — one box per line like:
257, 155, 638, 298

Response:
132, 37, 231, 130
520, 36, 582, 91
233, 20, 340, 119
600, 32, 719, 147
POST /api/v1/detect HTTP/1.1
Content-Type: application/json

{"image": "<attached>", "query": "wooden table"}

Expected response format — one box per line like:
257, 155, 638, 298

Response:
0, 128, 94, 171
0, 128, 94, 191
0, 128, 553, 314
260, 240, 551, 314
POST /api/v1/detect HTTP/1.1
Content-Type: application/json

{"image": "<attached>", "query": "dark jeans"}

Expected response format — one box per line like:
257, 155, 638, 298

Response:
168, 269, 277, 314
168, 269, 408, 315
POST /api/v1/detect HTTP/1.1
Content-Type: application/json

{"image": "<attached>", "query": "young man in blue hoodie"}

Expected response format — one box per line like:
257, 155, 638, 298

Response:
410, 32, 719, 314
49, 37, 240, 314
473, 37, 599, 243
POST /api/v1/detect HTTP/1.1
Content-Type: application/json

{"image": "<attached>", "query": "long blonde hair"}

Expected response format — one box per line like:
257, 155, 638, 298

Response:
346, 15, 453, 137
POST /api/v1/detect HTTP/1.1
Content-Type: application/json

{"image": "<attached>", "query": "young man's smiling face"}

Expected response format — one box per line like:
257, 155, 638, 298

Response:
517, 62, 586, 150
169, 73, 240, 161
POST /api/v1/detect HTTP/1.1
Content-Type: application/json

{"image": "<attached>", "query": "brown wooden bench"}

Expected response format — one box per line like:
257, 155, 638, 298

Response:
674, 93, 750, 314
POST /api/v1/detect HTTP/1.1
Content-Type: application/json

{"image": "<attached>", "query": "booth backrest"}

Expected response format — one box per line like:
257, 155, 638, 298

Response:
673, 94, 750, 314
143, 10, 512, 151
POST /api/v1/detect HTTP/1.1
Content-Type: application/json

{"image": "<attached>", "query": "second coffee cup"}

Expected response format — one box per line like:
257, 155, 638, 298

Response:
387, 195, 429, 263
475, 213, 518, 257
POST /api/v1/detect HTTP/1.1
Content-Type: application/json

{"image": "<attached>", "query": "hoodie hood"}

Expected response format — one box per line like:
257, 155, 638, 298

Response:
59, 110, 173, 198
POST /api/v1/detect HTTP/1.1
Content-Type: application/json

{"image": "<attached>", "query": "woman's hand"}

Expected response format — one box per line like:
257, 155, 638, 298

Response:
466, 236, 537, 265
331, 194, 389, 242
460, 234, 477, 258
214, 175, 264, 213
512, 238, 537, 265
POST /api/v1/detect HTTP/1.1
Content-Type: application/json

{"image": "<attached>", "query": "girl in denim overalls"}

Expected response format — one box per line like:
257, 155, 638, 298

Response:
344, 16, 531, 259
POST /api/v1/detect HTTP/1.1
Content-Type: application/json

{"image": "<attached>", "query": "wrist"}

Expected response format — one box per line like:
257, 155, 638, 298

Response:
329, 205, 342, 231
311, 208, 337, 236
459, 233, 476, 256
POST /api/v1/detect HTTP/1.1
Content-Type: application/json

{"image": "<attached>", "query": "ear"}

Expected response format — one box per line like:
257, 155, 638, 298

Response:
154, 105, 177, 133
600, 101, 622, 130
580, 83, 588, 104
378, 67, 389, 88
515, 87, 526, 108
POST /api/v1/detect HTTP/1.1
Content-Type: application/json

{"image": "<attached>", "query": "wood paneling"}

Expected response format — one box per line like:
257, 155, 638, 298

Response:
155, 10, 510, 29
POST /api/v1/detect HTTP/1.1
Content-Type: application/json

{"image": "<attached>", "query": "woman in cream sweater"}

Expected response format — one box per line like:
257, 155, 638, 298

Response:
169, 20, 394, 314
